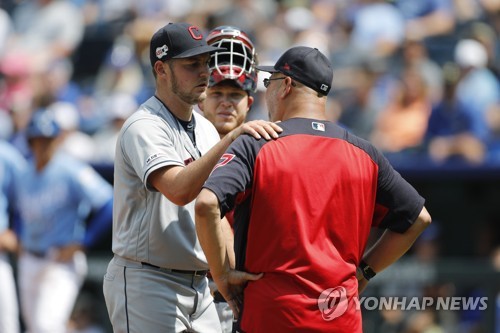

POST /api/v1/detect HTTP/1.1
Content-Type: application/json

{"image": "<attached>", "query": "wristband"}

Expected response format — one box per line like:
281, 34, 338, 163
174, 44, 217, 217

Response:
359, 260, 376, 281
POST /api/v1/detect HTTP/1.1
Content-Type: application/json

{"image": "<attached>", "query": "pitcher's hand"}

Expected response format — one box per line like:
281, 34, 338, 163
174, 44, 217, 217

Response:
230, 120, 282, 141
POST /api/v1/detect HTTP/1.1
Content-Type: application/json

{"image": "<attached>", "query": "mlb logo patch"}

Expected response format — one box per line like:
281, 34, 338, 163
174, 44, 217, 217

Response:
312, 122, 325, 132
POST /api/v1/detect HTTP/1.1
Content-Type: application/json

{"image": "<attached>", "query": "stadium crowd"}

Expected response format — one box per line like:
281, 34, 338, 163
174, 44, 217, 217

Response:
0, 0, 499, 333
0, 0, 499, 164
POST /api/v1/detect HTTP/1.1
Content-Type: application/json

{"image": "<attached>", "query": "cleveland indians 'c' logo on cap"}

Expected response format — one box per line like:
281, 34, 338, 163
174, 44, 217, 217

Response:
188, 26, 203, 40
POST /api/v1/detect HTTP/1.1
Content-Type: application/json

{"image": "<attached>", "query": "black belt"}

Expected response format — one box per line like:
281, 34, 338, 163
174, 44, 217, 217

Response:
141, 262, 208, 277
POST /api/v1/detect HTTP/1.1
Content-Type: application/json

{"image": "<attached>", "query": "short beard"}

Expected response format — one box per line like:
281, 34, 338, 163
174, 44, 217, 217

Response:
168, 62, 202, 105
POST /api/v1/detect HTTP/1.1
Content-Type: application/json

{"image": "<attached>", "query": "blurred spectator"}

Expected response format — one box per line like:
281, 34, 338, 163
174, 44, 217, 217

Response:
454, 0, 485, 25
337, 63, 381, 140
0, 49, 37, 157
395, 39, 444, 103
479, 0, 500, 14
26, 56, 84, 125
91, 92, 137, 164
371, 66, 432, 153
0, 111, 14, 140
285, 6, 334, 58
310, 0, 342, 33
465, 21, 500, 81
425, 62, 486, 164
394, 0, 455, 41
393, 0, 456, 66
43, 58, 82, 107
457, 21, 500, 79
477, 0, 500, 37
0, 49, 34, 120
4, 52, 90, 158
253, 24, 291, 71
453, 39, 500, 145
130, 0, 203, 21
349, 0, 405, 61
0, 8, 13, 57
79, 0, 134, 30
334, 53, 399, 122
10, 0, 84, 63
208, 0, 276, 38
50, 101, 96, 162
92, 34, 147, 104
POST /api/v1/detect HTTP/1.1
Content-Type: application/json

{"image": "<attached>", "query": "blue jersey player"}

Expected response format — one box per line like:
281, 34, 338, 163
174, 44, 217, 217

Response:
14, 109, 113, 333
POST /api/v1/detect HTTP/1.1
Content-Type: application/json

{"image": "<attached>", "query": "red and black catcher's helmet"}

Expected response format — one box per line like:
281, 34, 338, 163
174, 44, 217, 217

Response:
206, 26, 258, 93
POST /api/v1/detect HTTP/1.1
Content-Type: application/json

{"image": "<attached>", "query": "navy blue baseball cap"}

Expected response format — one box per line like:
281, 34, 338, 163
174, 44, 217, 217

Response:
25, 109, 60, 139
256, 46, 333, 95
150, 22, 225, 66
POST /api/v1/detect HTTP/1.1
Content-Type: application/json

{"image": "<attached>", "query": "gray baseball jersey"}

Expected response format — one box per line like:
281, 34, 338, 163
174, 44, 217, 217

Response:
112, 96, 220, 270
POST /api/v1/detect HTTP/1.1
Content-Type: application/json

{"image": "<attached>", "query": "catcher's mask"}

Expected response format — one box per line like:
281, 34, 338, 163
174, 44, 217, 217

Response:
206, 26, 258, 93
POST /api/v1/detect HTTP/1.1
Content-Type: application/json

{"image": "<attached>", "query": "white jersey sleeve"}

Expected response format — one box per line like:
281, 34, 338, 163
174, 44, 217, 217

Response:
112, 97, 220, 270
120, 115, 185, 191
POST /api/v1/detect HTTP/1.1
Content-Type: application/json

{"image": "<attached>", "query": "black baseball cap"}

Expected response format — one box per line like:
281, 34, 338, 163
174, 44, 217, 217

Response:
256, 46, 333, 95
150, 22, 225, 66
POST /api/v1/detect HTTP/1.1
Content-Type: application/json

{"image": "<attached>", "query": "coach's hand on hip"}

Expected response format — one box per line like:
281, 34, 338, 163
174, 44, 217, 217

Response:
215, 269, 263, 319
